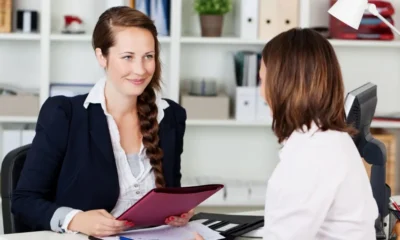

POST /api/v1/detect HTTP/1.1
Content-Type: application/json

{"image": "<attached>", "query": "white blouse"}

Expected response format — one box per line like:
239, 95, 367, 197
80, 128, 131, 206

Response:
263, 122, 379, 240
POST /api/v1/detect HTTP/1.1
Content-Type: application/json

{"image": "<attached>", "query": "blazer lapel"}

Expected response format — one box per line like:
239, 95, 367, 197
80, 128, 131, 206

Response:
158, 115, 176, 187
88, 104, 115, 163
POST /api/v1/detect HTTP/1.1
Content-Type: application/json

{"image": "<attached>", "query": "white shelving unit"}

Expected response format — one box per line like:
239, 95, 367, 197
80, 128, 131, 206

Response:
2, 0, 400, 210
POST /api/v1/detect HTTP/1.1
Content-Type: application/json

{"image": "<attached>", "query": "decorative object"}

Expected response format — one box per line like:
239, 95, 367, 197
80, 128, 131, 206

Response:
62, 15, 85, 34
16, 10, 39, 33
194, 0, 232, 37
0, 0, 12, 33
189, 78, 217, 96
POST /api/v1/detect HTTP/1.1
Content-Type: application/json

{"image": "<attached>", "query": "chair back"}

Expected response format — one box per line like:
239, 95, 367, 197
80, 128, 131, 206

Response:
1, 144, 32, 234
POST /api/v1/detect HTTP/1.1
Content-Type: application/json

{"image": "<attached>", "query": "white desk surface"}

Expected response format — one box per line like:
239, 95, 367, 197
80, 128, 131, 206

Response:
0, 210, 265, 240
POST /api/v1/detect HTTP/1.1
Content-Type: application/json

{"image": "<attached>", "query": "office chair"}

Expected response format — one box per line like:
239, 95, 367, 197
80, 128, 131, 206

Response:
1, 144, 32, 234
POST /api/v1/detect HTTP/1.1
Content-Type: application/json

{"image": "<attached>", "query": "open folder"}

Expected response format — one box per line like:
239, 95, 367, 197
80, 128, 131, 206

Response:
116, 184, 224, 227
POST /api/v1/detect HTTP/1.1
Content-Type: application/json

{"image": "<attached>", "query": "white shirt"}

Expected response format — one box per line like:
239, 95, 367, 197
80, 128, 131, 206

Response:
263, 122, 379, 240
61, 78, 169, 231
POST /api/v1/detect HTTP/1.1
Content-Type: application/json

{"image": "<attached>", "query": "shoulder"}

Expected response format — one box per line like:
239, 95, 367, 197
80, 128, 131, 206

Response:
281, 128, 358, 173
38, 94, 88, 124
161, 98, 187, 126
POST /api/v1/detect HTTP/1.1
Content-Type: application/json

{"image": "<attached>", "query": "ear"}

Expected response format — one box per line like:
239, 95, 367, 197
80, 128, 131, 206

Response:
95, 48, 107, 69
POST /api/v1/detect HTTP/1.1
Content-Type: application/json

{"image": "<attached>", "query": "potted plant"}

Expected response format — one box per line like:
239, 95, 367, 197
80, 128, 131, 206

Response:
194, 0, 232, 37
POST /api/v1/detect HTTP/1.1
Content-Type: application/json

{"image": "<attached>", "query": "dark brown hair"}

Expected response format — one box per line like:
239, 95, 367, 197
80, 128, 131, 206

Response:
92, 6, 165, 188
261, 28, 356, 144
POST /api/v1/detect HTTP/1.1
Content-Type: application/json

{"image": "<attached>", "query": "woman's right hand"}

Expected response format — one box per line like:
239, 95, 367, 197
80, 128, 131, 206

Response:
68, 209, 134, 237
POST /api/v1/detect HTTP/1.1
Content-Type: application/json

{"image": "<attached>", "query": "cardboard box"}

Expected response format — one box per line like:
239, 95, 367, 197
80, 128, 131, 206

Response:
0, 95, 40, 116
180, 93, 230, 120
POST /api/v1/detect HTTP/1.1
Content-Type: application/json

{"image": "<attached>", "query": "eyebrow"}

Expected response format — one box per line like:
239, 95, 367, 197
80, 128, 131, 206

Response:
120, 51, 155, 55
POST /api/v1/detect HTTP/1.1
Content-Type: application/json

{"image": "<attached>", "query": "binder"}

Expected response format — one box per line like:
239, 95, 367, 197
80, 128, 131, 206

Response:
116, 184, 224, 227
236, 0, 259, 39
277, 0, 299, 33
191, 212, 264, 238
258, 0, 279, 40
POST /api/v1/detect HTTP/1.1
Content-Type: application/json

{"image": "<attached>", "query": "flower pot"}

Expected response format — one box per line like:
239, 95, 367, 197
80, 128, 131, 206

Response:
199, 15, 223, 37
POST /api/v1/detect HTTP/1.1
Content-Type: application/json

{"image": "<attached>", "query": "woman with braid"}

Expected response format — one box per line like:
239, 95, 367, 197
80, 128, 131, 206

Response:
11, 6, 190, 238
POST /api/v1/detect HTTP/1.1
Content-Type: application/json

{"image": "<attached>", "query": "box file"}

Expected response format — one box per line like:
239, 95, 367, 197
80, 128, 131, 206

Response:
235, 86, 257, 121
235, 0, 259, 39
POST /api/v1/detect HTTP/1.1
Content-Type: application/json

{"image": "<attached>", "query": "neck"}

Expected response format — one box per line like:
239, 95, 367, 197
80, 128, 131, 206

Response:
104, 80, 137, 117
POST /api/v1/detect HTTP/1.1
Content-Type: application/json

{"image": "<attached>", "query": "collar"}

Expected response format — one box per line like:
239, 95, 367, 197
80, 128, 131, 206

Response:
83, 77, 169, 123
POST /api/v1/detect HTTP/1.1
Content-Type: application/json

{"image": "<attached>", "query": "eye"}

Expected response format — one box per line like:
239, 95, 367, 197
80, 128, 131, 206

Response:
123, 56, 132, 60
145, 54, 154, 59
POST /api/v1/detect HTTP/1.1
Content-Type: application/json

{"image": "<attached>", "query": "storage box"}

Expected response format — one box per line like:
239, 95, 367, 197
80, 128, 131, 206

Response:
0, 95, 40, 116
180, 93, 230, 120
235, 86, 257, 121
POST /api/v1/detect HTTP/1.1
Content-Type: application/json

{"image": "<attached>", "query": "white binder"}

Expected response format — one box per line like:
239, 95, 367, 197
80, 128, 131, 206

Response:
236, 0, 259, 39
2, 129, 21, 160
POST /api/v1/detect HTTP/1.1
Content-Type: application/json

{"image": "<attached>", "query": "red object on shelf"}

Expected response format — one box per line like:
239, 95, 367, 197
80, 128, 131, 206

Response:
363, 0, 395, 17
329, 0, 395, 41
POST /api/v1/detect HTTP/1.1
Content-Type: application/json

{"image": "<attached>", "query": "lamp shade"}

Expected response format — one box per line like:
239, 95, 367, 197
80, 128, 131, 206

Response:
328, 0, 368, 29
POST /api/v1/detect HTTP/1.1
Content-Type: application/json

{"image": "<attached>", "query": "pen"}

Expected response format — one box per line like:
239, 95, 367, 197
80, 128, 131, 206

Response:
390, 198, 400, 211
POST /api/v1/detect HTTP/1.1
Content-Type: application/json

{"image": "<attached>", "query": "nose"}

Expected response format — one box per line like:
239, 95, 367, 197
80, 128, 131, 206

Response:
132, 59, 146, 76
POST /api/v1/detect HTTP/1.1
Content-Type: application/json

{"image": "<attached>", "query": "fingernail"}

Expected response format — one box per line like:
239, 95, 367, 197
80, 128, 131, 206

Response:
129, 222, 135, 226
124, 222, 131, 226
169, 216, 175, 221
181, 214, 187, 218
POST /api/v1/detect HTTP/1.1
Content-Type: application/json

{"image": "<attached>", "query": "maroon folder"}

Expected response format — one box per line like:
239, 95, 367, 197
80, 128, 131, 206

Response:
116, 184, 224, 227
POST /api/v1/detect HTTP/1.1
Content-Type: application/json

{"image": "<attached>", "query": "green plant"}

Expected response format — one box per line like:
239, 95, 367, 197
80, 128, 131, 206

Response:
194, 0, 232, 15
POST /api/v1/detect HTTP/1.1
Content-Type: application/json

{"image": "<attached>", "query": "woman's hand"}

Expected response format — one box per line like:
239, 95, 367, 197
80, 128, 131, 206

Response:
68, 209, 134, 237
165, 209, 195, 227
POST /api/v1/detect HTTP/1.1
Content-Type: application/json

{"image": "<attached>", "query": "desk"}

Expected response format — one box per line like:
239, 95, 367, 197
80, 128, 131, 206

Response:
0, 211, 265, 240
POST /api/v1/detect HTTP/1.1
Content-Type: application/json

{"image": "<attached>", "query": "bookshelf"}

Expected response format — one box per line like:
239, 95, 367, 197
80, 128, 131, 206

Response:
1, 0, 400, 209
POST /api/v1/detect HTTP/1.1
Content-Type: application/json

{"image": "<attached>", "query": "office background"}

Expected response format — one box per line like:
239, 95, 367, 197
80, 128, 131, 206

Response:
0, 0, 400, 232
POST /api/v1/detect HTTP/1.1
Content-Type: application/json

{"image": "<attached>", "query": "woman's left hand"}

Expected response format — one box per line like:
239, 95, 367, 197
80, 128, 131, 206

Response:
165, 209, 195, 227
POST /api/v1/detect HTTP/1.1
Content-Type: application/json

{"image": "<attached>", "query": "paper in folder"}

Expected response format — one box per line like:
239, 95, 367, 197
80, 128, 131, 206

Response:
116, 184, 224, 227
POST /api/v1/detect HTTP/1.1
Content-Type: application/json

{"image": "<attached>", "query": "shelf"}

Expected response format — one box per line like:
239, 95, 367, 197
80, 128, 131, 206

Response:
186, 119, 272, 127
0, 33, 40, 41
371, 120, 400, 129
187, 119, 400, 129
0, 116, 37, 123
181, 36, 266, 45
50, 34, 171, 43
180, 36, 400, 48
329, 39, 400, 48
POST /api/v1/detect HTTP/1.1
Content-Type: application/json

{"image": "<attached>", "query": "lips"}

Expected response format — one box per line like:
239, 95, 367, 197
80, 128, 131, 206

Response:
127, 78, 145, 85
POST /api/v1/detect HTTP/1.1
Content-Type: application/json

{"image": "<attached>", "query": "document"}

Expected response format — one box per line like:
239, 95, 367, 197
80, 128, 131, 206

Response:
102, 221, 224, 240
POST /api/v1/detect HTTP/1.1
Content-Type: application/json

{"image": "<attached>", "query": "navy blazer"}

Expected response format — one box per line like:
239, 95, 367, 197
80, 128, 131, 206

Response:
11, 94, 186, 231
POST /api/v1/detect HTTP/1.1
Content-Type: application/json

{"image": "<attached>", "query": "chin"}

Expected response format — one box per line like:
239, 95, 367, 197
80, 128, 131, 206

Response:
122, 79, 150, 96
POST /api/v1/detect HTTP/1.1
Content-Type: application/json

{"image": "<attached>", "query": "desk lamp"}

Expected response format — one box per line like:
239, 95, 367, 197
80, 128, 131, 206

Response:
328, 0, 400, 35
344, 83, 388, 239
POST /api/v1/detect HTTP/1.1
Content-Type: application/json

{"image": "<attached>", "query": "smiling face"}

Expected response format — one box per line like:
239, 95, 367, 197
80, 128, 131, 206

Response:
95, 26, 156, 97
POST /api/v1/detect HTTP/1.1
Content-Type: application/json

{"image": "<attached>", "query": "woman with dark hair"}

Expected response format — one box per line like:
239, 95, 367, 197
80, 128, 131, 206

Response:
11, 6, 191, 238
196, 28, 379, 240
259, 28, 378, 239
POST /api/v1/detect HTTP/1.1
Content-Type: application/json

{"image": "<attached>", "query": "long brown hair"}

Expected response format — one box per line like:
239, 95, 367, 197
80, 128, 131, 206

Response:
261, 28, 356, 144
92, 6, 165, 188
